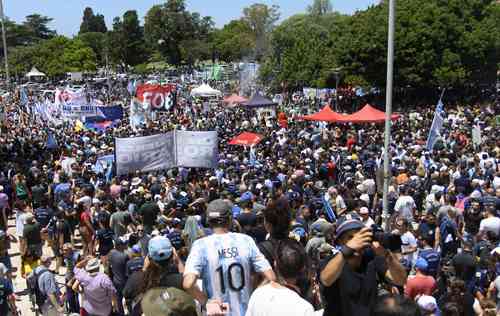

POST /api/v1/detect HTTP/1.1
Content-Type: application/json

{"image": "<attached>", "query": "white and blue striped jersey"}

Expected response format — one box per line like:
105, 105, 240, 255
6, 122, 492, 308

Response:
184, 232, 271, 316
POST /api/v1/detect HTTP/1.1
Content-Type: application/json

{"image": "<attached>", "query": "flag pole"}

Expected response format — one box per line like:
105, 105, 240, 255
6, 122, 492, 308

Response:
382, 0, 396, 232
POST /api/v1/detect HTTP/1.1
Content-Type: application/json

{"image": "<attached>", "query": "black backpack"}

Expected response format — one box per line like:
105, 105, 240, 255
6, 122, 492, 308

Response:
27, 268, 49, 308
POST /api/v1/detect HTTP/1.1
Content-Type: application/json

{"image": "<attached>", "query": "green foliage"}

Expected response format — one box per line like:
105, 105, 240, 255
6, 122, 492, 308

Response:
79, 7, 107, 34
144, 0, 214, 65
211, 20, 255, 62
77, 32, 107, 65
242, 3, 280, 59
263, 0, 499, 91
108, 10, 147, 68
23, 14, 56, 41
7, 36, 96, 78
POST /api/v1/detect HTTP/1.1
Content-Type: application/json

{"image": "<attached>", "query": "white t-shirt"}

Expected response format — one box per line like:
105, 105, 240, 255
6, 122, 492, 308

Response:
361, 217, 375, 228
479, 217, 500, 236
394, 195, 416, 220
245, 283, 315, 316
401, 231, 417, 266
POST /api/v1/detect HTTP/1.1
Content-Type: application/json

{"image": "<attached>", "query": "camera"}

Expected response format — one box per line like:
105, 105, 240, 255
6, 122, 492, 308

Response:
371, 225, 402, 252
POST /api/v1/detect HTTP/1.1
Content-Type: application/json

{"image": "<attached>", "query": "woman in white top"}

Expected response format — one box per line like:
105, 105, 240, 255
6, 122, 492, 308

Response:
14, 200, 28, 255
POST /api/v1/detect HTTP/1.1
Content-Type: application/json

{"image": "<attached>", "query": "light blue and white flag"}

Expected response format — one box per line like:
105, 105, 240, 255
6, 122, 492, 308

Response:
20, 88, 28, 106
426, 99, 445, 151
322, 194, 336, 222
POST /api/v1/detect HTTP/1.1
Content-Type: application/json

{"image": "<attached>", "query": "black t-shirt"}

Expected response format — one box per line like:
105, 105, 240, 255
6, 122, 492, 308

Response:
464, 208, 482, 235
34, 207, 53, 228
417, 222, 436, 245
452, 252, 477, 282
109, 249, 129, 289
126, 257, 144, 276
139, 202, 159, 227
320, 254, 387, 316
31, 184, 46, 205
96, 228, 114, 254
149, 183, 162, 197
23, 222, 42, 246
237, 212, 257, 232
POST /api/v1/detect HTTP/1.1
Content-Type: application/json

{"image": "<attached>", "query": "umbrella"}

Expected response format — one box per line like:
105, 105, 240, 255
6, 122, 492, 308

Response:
228, 132, 264, 146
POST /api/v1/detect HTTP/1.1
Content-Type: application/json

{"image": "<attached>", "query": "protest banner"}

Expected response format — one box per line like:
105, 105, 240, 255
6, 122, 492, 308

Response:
115, 132, 176, 175
55, 87, 86, 106
115, 131, 218, 175
176, 131, 218, 168
61, 102, 100, 119
136, 84, 176, 111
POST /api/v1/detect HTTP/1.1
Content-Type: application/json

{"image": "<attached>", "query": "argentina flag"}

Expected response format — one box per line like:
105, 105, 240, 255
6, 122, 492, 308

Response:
426, 100, 445, 151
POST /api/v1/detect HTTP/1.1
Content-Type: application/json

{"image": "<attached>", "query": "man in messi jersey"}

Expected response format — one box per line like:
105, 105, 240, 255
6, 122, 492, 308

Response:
183, 199, 275, 316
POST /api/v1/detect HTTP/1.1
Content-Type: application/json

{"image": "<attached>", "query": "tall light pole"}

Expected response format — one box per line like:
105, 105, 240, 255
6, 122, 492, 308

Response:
382, 0, 396, 231
0, 0, 9, 88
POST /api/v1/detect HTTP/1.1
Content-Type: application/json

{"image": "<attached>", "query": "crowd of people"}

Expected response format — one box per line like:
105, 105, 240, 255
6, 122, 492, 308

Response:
0, 78, 499, 316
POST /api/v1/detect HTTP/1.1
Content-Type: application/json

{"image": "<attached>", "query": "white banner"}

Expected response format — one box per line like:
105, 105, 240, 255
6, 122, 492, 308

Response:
115, 131, 218, 175
115, 133, 176, 176
176, 131, 218, 168
61, 102, 99, 119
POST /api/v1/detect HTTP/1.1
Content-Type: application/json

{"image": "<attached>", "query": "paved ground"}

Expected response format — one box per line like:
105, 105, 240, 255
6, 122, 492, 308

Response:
7, 215, 73, 315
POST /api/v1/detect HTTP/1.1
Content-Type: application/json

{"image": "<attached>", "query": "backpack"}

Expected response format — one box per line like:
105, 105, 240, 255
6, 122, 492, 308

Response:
419, 249, 440, 277
16, 183, 28, 199
27, 268, 49, 308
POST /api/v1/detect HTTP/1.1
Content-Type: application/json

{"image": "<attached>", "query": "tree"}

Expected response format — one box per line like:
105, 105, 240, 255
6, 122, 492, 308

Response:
212, 20, 255, 62
79, 7, 107, 34
78, 32, 107, 66
260, 14, 336, 89
242, 3, 280, 59
144, 0, 214, 65
307, 0, 333, 16
21, 36, 97, 77
23, 14, 56, 41
108, 10, 147, 67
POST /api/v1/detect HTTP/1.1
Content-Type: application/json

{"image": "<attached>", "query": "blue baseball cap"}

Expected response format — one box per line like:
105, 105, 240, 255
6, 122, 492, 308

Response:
131, 244, 142, 254
240, 191, 253, 202
415, 257, 428, 271
148, 236, 173, 262
335, 214, 364, 238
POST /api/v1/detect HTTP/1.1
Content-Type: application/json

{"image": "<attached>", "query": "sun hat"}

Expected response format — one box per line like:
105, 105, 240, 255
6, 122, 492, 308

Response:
85, 258, 100, 274
141, 287, 197, 316
148, 236, 173, 262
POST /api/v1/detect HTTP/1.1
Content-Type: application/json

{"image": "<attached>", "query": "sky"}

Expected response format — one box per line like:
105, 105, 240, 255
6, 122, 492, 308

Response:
4, 0, 378, 37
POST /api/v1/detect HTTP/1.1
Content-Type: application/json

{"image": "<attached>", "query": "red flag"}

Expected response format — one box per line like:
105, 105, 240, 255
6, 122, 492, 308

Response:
136, 84, 176, 111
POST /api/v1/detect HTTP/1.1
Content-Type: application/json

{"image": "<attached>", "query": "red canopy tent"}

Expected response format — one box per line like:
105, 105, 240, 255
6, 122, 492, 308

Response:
337, 104, 400, 123
228, 132, 263, 146
223, 94, 248, 105
300, 105, 345, 122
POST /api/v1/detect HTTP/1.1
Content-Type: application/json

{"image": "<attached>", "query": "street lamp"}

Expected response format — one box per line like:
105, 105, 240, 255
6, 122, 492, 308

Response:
382, 0, 396, 231
0, 0, 10, 88
331, 67, 342, 111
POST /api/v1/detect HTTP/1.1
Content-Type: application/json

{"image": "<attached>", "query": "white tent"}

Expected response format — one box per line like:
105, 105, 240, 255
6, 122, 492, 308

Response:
25, 67, 46, 78
190, 83, 221, 97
